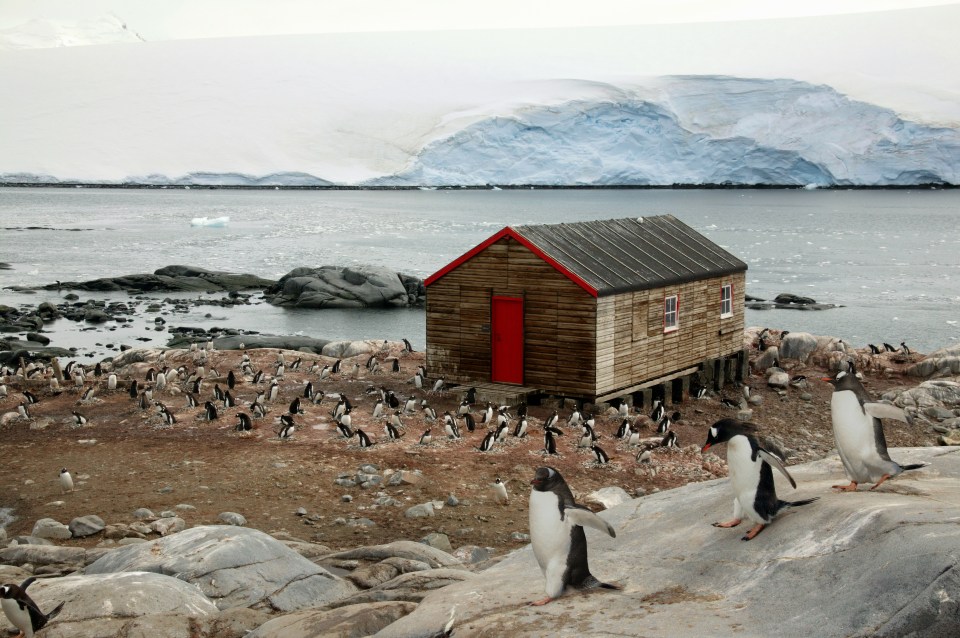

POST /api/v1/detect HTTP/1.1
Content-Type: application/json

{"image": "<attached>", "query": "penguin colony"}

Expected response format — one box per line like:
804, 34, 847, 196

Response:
0, 333, 932, 613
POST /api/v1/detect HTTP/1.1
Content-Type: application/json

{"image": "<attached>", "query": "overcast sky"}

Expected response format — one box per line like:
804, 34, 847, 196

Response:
1, 0, 957, 38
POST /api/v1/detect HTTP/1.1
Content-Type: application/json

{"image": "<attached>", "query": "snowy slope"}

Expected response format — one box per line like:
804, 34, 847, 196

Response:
0, 15, 144, 49
1, 6, 958, 186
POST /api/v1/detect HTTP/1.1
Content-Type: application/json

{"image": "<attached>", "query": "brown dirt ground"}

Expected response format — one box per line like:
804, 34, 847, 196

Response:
0, 341, 935, 557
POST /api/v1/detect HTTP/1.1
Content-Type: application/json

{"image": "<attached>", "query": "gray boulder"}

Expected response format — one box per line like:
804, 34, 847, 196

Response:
908, 344, 960, 377
265, 266, 423, 308
45, 265, 274, 294
583, 486, 632, 510
324, 540, 465, 570
85, 525, 356, 612
32, 518, 72, 540
779, 331, 819, 361
375, 447, 960, 638
218, 512, 247, 526
15, 571, 219, 638
211, 335, 331, 353
322, 340, 376, 359
0, 544, 87, 569
69, 515, 105, 538
886, 380, 960, 412
248, 601, 417, 638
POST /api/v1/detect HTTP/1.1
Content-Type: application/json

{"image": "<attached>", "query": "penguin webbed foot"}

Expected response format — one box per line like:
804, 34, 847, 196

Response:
832, 482, 859, 492
741, 524, 766, 541
870, 475, 892, 490
712, 518, 741, 528
530, 596, 555, 606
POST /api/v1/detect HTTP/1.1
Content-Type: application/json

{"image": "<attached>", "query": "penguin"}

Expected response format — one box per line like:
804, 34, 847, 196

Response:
223, 391, 235, 408
17, 403, 30, 420
186, 392, 200, 408
371, 398, 384, 420
418, 428, 432, 446
385, 421, 403, 440
145, 368, 157, 382
460, 412, 476, 433
154, 372, 167, 393
80, 386, 96, 402
389, 410, 404, 430
431, 377, 445, 395
868, 344, 881, 355
276, 351, 285, 366
191, 378, 203, 395
0, 577, 65, 638
386, 391, 400, 409
481, 403, 494, 425
108, 373, 119, 391
720, 397, 740, 409
627, 427, 641, 448
618, 401, 630, 419
204, 401, 219, 421
214, 384, 225, 402
590, 444, 610, 464
900, 341, 911, 355
338, 406, 353, 430
355, 428, 374, 448
636, 447, 653, 464
513, 418, 529, 438
528, 466, 618, 605
236, 412, 253, 432
59, 468, 74, 493
544, 430, 558, 455
423, 403, 438, 422
661, 430, 678, 448
656, 415, 671, 435
128, 379, 139, 399
161, 407, 177, 425
391, 358, 401, 372
72, 411, 88, 427
252, 402, 267, 419
822, 370, 926, 491
289, 397, 304, 415
478, 430, 496, 452
567, 408, 582, 428
413, 371, 424, 389
883, 342, 897, 352
311, 389, 326, 405
402, 338, 414, 353
94, 362, 102, 377
227, 370, 237, 390
492, 477, 509, 505
464, 386, 477, 405
457, 398, 471, 416
336, 419, 354, 439
702, 419, 818, 541
692, 386, 708, 399
22, 390, 38, 405
444, 417, 461, 439
266, 380, 279, 402
615, 419, 630, 440
138, 391, 151, 410
278, 415, 295, 440
649, 400, 665, 423
331, 359, 342, 374
318, 364, 331, 380
495, 421, 510, 442
403, 395, 417, 415
291, 356, 302, 370
578, 428, 594, 449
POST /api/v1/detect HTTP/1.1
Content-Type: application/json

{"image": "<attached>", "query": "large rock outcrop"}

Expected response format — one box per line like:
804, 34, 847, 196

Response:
908, 344, 960, 377
84, 525, 356, 612
264, 266, 425, 308
376, 447, 960, 637
39, 265, 274, 293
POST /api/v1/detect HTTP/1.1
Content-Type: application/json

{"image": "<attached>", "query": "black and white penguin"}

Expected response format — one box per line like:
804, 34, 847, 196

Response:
138, 391, 151, 411
418, 428, 432, 446
22, 390, 38, 405
403, 338, 415, 353
371, 398, 384, 420
291, 356, 302, 370
278, 415, 295, 440
492, 477, 509, 505
59, 468, 74, 493
457, 399, 471, 416
480, 402, 494, 425
495, 421, 509, 442
336, 419, 354, 439
128, 379, 139, 399
214, 384, 225, 402
591, 444, 610, 465
431, 377, 445, 395
252, 369, 265, 384
389, 410, 403, 430
618, 401, 630, 419
883, 342, 897, 352
186, 392, 200, 408
528, 467, 618, 605
650, 400, 665, 423
823, 370, 926, 491
0, 577, 65, 638
702, 419, 818, 541
693, 386, 708, 399
627, 427, 640, 448
478, 430, 496, 452
107, 373, 118, 391
339, 406, 353, 430
236, 412, 253, 431
637, 447, 653, 464
331, 359, 342, 374
423, 403, 438, 422
385, 421, 403, 440
266, 380, 279, 402
289, 397, 304, 415
252, 402, 267, 419
661, 430, 678, 448
355, 428, 374, 447
17, 402, 31, 420
161, 407, 177, 425
544, 410, 560, 430
444, 417, 461, 439
72, 411, 88, 427
900, 341, 911, 355
403, 395, 417, 415
578, 429, 594, 449
464, 386, 477, 405
386, 390, 400, 409
720, 397, 740, 409
656, 415, 671, 435
615, 419, 630, 440
544, 430, 558, 455
868, 344, 881, 355
223, 391, 235, 409
567, 408, 582, 428
227, 370, 237, 390
391, 357, 401, 372
513, 418, 529, 438
203, 401, 219, 421
460, 412, 476, 433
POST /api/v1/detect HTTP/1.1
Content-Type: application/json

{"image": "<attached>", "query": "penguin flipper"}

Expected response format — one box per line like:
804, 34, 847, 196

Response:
758, 449, 797, 489
565, 507, 616, 538
864, 402, 910, 423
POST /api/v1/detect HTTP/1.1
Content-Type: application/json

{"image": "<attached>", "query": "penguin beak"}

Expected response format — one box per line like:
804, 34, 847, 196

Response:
701, 443, 712, 452
530, 478, 541, 485
819, 377, 833, 382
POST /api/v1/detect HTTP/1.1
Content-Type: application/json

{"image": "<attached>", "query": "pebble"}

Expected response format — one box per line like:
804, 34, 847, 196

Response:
132, 508, 155, 520
347, 518, 375, 527
341, 495, 353, 503
509, 532, 530, 542
445, 494, 460, 507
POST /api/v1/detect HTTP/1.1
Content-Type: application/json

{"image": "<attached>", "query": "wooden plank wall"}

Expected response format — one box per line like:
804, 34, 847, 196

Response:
426, 237, 597, 396
596, 272, 746, 396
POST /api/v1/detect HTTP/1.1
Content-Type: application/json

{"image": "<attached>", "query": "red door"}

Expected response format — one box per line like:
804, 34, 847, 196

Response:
491, 296, 523, 384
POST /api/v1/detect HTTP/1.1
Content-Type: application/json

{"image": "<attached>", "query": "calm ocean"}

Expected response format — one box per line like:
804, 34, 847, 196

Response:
0, 187, 957, 357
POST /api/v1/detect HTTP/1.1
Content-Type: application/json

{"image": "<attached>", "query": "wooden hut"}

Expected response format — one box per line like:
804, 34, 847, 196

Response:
424, 215, 748, 402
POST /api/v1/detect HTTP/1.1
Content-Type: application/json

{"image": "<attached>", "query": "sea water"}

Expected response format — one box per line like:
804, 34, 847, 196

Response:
0, 187, 957, 357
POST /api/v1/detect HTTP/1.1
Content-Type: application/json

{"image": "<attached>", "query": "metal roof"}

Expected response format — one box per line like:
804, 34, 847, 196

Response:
511, 215, 747, 296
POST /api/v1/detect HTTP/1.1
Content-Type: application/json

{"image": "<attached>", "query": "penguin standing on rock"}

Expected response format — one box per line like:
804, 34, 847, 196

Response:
1, 577, 65, 638
702, 419, 818, 541
528, 467, 619, 605
822, 370, 926, 491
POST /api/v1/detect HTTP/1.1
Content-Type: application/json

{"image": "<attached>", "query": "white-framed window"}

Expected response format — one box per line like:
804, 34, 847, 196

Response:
720, 284, 733, 318
663, 295, 678, 332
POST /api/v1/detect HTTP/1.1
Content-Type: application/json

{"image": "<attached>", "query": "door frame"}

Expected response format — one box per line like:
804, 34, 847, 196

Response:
491, 295, 524, 384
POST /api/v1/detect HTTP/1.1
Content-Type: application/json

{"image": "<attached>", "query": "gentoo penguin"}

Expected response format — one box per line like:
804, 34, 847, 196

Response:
385, 421, 403, 440
203, 401, 219, 421
457, 399, 471, 416
431, 377, 445, 395
578, 429, 594, 448
444, 417, 461, 439
389, 410, 404, 430
336, 419, 354, 439
222, 391, 235, 408
391, 358, 400, 372
161, 407, 177, 425
478, 430, 496, 452
702, 419, 818, 541
591, 444, 611, 465
252, 369, 265, 384
128, 379, 139, 399
423, 403, 438, 422
480, 402, 494, 425
649, 400, 665, 423
186, 392, 200, 408
371, 398, 384, 419
266, 380, 279, 402
22, 390, 38, 404
544, 410, 559, 430
418, 429, 432, 446
17, 402, 29, 420
72, 411, 88, 427
720, 397, 740, 409
291, 356, 302, 370
463, 386, 477, 405
355, 428, 374, 448
235, 413, 253, 432
289, 397, 304, 415
627, 427, 640, 448
544, 429, 558, 455
637, 448, 653, 464
154, 371, 167, 393
618, 401, 630, 419
59, 468, 74, 493
252, 402, 267, 419
339, 406, 353, 430
492, 477, 509, 505
214, 384, 225, 402
615, 419, 630, 440
661, 430, 678, 448
138, 391, 151, 411
278, 414, 295, 439
331, 359, 342, 374
495, 421, 509, 442
513, 418, 528, 438
883, 342, 897, 352
656, 414, 672, 434
403, 395, 417, 415
414, 371, 424, 389
227, 370, 237, 390
402, 338, 414, 352
823, 370, 926, 491
693, 386, 708, 399
900, 341, 911, 355
460, 412, 476, 432
868, 344, 881, 355
528, 467, 618, 605
145, 368, 157, 382
0, 577, 65, 638
567, 408, 582, 428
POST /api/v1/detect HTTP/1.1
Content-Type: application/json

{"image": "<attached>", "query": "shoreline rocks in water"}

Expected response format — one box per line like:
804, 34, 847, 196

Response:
264, 266, 425, 309
26, 265, 276, 294
745, 292, 840, 310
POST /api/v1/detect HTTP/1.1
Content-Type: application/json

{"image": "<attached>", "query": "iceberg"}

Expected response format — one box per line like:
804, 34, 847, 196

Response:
190, 216, 230, 227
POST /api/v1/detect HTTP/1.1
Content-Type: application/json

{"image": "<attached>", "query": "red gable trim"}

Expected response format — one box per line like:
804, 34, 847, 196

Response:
424, 226, 598, 297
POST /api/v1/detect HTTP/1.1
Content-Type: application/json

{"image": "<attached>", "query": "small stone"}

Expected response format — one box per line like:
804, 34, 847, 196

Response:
132, 508, 155, 520
938, 429, 960, 446
295, 507, 308, 516
420, 532, 453, 553
151, 517, 186, 535
359, 464, 379, 474
333, 517, 347, 526
69, 514, 105, 538
445, 494, 460, 507
159, 510, 177, 519
347, 518, 376, 527
509, 532, 530, 542
32, 518, 72, 540
175, 504, 196, 511
218, 512, 247, 526
453, 545, 492, 564
158, 486, 174, 494
342, 495, 354, 503
405, 503, 435, 518
335, 478, 357, 488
